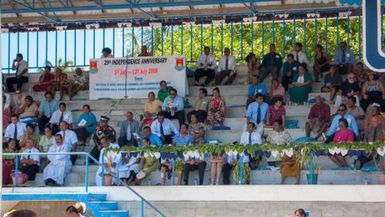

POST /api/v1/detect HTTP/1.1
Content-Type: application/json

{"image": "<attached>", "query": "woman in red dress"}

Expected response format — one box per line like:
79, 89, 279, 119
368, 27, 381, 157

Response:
3, 139, 17, 186
33, 66, 54, 92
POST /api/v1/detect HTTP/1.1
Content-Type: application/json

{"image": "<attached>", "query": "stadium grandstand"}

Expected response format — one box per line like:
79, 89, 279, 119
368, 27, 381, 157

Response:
2, 0, 385, 216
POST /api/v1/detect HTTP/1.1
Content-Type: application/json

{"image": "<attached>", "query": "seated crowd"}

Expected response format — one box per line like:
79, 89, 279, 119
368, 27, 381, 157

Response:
3, 41, 385, 187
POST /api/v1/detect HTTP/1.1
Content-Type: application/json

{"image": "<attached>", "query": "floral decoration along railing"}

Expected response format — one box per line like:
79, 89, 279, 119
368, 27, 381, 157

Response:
105, 142, 385, 185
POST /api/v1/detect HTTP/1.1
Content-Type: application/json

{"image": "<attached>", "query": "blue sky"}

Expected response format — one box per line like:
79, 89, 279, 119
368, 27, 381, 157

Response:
1, 28, 131, 73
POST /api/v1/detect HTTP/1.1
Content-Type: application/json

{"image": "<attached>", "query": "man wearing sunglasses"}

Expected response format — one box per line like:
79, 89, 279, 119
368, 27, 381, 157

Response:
325, 104, 359, 143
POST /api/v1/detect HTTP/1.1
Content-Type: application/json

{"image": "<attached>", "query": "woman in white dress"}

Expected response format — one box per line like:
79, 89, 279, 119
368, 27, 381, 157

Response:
44, 134, 72, 186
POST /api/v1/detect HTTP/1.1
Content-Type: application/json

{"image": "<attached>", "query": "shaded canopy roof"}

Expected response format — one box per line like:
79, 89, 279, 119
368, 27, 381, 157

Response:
1, 0, 357, 26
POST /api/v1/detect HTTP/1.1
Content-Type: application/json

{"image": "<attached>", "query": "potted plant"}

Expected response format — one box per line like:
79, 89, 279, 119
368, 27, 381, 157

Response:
300, 149, 321, 184
10, 170, 26, 186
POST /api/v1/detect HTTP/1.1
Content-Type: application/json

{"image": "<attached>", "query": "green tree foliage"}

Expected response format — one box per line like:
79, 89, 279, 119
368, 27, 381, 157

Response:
126, 17, 363, 66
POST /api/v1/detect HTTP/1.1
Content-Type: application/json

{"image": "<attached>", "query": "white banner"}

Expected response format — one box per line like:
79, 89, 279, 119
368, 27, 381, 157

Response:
89, 56, 187, 100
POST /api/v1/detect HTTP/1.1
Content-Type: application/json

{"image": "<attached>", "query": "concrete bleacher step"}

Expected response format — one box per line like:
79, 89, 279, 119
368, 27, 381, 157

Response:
206, 128, 305, 142
98, 210, 129, 217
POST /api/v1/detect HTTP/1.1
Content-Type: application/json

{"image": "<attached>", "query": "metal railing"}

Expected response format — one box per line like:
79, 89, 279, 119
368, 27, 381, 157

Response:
2, 151, 166, 217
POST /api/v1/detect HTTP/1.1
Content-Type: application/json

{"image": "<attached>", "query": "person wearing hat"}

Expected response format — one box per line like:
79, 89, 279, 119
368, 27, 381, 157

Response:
305, 95, 331, 140
101, 47, 113, 58
6, 53, 29, 92
91, 115, 116, 160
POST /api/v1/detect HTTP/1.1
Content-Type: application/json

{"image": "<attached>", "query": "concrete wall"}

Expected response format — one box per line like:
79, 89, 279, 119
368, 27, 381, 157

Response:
119, 201, 385, 217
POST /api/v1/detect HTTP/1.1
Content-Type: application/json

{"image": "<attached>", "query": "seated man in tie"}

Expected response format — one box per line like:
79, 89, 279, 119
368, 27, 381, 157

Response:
240, 122, 263, 171
246, 93, 269, 135
57, 121, 79, 164
44, 134, 72, 186
151, 112, 179, 145
4, 113, 26, 150
215, 47, 237, 85
334, 41, 355, 74
162, 88, 185, 127
118, 111, 140, 147
325, 103, 359, 143
49, 102, 73, 134
20, 138, 41, 182
194, 46, 216, 86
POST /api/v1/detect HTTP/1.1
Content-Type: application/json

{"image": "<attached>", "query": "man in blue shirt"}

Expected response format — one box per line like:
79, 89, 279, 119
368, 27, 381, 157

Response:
246, 75, 268, 108
326, 103, 359, 143
334, 41, 355, 74
162, 88, 185, 126
141, 126, 163, 147
37, 91, 59, 133
246, 93, 269, 127
173, 124, 192, 146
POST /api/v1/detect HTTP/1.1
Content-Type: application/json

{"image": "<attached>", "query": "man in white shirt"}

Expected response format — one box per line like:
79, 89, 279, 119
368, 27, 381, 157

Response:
6, 53, 29, 92
240, 122, 262, 171
292, 42, 308, 64
57, 121, 79, 164
215, 48, 237, 85
44, 134, 72, 186
151, 111, 179, 144
49, 102, 73, 133
4, 114, 27, 149
240, 122, 262, 145
20, 138, 41, 181
194, 46, 216, 86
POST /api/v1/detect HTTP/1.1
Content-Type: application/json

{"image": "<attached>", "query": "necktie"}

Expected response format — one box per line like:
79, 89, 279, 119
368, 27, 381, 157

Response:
48, 103, 52, 117
270, 53, 274, 64
126, 122, 132, 141
248, 132, 252, 145
342, 50, 346, 63
256, 105, 261, 124
27, 150, 31, 160
296, 52, 299, 62
59, 112, 64, 123
160, 123, 164, 136
62, 131, 66, 142
225, 57, 229, 71
13, 123, 18, 140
